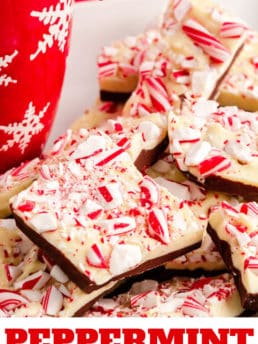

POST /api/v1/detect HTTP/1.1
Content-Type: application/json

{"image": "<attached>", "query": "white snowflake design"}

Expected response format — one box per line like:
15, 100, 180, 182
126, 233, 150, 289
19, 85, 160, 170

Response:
0, 101, 50, 154
0, 50, 18, 87
30, 0, 73, 61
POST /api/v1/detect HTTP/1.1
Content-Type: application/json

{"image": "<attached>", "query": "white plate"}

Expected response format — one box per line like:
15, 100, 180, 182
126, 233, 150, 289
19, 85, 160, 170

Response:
47, 0, 258, 147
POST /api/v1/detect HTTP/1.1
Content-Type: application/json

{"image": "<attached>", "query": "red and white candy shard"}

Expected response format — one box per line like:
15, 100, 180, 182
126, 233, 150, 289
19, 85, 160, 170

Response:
4, 264, 22, 283
139, 176, 160, 207
97, 183, 123, 209
14, 271, 51, 290
172, 69, 190, 84
244, 257, 258, 275
119, 63, 138, 77
220, 21, 247, 39
225, 223, 250, 246
100, 216, 136, 236
98, 61, 118, 79
173, 127, 201, 144
145, 77, 171, 112
94, 147, 125, 167
198, 155, 231, 177
0, 290, 28, 311
82, 199, 103, 220
71, 135, 106, 160
182, 293, 209, 317
185, 141, 212, 166
86, 244, 109, 269
131, 290, 159, 309
240, 202, 258, 216
41, 285, 63, 316
147, 208, 170, 244
182, 19, 230, 63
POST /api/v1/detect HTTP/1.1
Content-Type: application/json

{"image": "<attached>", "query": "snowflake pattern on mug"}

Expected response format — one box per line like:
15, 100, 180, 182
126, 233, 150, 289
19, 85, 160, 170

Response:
30, 0, 73, 61
0, 50, 18, 87
0, 101, 50, 154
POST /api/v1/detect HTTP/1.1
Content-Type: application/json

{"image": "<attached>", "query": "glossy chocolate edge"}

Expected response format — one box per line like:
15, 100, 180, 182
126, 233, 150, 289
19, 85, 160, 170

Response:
207, 223, 258, 311
183, 172, 258, 202
100, 90, 132, 103
134, 136, 169, 172
12, 209, 202, 293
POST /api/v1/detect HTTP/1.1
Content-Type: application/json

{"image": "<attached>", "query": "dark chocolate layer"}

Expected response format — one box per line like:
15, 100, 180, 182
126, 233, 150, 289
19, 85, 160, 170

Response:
100, 90, 131, 103
13, 210, 201, 293
183, 172, 258, 202
134, 136, 168, 172
207, 224, 258, 311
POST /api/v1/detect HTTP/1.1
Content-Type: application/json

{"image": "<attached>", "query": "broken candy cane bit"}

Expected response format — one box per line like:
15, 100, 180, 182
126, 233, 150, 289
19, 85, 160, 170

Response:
182, 19, 230, 63
109, 244, 142, 275
86, 244, 109, 269
198, 155, 231, 177
0, 289, 28, 311
41, 285, 63, 316
28, 212, 58, 233
147, 208, 170, 244
14, 270, 51, 290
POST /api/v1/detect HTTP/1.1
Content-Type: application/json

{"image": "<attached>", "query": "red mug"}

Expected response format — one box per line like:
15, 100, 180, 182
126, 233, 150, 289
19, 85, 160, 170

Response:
0, 0, 73, 174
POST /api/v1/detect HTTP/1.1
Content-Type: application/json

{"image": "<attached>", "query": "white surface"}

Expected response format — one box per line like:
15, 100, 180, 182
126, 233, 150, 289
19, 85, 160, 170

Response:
47, 0, 258, 147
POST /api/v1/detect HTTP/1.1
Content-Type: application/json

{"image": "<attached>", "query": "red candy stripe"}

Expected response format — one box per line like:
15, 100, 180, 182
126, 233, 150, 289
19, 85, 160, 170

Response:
98, 61, 118, 79
0, 289, 28, 311
139, 176, 159, 208
86, 244, 108, 269
240, 202, 258, 216
95, 148, 125, 166
220, 21, 247, 38
145, 77, 171, 112
147, 208, 170, 244
182, 19, 230, 63
198, 155, 231, 177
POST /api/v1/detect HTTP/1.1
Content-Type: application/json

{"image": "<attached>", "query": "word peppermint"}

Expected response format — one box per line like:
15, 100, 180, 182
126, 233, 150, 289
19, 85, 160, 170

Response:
4, 327, 254, 344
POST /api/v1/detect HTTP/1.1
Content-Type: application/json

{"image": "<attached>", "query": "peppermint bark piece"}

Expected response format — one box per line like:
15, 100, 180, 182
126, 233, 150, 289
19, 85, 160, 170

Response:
217, 32, 258, 112
0, 219, 117, 317
71, 101, 168, 172
0, 159, 40, 218
11, 131, 203, 293
208, 201, 258, 311
98, 0, 247, 102
147, 154, 228, 272
86, 273, 243, 317
98, 30, 164, 102
168, 96, 258, 200
0, 102, 120, 219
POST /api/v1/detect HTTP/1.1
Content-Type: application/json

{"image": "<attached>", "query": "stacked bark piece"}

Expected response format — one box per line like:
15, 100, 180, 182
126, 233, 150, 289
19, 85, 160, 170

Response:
0, 0, 258, 317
